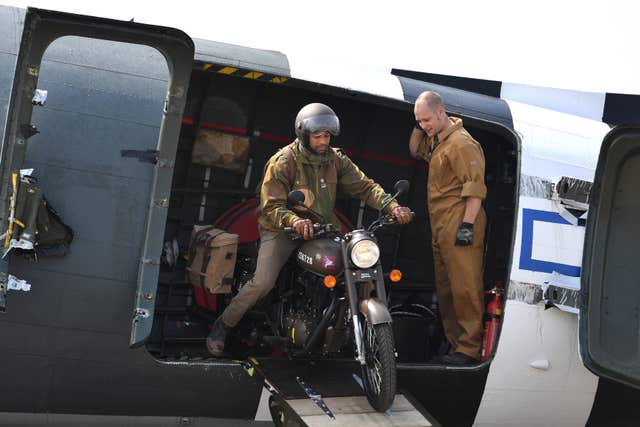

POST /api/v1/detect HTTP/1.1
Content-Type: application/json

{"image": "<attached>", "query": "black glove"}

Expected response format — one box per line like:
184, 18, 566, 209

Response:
454, 222, 474, 246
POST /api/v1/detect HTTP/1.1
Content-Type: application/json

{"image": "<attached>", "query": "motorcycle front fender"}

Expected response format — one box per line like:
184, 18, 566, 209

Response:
359, 298, 392, 325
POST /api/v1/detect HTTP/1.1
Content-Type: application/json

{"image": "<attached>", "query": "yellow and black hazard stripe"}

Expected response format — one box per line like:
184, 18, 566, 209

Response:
196, 61, 289, 84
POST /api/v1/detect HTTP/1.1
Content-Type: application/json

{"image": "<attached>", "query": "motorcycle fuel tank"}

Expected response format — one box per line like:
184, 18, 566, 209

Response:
295, 238, 344, 276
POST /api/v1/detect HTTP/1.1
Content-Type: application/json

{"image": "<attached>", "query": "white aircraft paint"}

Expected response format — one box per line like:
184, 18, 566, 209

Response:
287, 55, 405, 101
474, 99, 611, 426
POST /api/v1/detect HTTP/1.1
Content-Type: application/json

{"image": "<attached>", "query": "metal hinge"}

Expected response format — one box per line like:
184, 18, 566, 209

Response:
133, 308, 150, 322
155, 197, 169, 208
156, 158, 174, 168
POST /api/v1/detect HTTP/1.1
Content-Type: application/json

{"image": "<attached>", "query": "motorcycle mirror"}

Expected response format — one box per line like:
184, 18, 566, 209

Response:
378, 180, 410, 215
287, 190, 306, 208
394, 180, 410, 195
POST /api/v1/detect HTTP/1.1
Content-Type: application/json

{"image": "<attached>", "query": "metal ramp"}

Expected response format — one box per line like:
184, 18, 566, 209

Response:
283, 394, 434, 426
243, 358, 439, 427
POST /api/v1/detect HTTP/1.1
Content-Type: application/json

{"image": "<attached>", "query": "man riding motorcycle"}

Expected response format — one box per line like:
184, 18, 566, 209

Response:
207, 102, 412, 356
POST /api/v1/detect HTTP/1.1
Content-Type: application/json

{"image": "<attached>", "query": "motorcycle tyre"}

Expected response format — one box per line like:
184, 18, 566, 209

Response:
362, 320, 397, 412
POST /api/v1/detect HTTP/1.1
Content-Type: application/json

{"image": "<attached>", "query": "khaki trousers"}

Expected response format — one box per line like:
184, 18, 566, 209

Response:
220, 229, 298, 327
432, 208, 486, 359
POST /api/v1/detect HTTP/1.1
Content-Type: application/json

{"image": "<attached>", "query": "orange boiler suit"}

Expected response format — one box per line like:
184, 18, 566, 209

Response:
415, 117, 487, 359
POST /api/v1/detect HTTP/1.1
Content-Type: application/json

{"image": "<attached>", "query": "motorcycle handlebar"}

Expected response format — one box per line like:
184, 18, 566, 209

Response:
383, 211, 415, 223
283, 212, 415, 237
283, 223, 329, 235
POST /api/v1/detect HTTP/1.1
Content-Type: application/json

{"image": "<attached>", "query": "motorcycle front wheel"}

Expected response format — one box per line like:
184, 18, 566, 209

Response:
361, 319, 397, 412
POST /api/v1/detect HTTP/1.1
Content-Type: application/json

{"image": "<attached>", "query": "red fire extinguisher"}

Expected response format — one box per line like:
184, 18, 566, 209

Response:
481, 280, 504, 361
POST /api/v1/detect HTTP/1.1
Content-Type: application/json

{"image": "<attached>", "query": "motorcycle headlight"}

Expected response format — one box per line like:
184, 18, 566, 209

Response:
349, 239, 380, 269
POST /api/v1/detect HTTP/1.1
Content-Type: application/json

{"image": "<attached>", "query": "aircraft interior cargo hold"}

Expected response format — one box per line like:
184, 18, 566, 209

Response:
146, 63, 519, 366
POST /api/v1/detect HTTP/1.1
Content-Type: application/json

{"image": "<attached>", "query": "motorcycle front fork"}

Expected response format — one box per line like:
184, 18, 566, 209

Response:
352, 314, 366, 365
346, 275, 387, 367
341, 240, 388, 366
345, 278, 387, 365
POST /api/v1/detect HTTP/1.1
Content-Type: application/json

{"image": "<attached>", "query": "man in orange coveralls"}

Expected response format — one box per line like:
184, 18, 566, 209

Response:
409, 91, 487, 365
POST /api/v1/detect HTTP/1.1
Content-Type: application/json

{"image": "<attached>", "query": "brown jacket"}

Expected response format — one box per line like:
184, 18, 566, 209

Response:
259, 139, 398, 231
415, 117, 486, 237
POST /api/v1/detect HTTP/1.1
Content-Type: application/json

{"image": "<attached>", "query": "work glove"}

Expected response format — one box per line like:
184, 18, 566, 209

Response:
454, 222, 474, 246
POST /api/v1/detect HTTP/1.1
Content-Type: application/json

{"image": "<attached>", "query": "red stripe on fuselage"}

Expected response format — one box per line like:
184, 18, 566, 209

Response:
181, 118, 426, 170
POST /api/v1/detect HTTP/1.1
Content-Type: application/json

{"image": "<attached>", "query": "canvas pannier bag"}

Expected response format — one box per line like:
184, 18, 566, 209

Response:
186, 226, 238, 294
191, 128, 250, 174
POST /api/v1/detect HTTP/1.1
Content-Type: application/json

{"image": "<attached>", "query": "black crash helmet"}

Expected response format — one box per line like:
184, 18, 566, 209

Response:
294, 103, 341, 145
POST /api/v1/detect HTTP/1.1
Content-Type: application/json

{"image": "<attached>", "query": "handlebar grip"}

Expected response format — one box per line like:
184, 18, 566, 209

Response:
284, 223, 331, 237
387, 211, 415, 224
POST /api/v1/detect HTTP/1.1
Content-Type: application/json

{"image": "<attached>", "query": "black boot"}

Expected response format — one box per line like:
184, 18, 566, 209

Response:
206, 318, 230, 357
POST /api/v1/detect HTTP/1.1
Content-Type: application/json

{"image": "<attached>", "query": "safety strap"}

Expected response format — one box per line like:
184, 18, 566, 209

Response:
332, 147, 343, 176
186, 225, 215, 268
283, 146, 295, 185
201, 229, 226, 310
200, 230, 227, 278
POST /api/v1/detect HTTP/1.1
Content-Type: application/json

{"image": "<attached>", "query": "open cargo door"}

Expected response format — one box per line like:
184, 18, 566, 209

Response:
580, 126, 640, 389
0, 8, 194, 346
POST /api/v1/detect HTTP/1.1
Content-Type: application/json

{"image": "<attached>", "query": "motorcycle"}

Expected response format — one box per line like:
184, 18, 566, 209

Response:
252, 180, 413, 412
